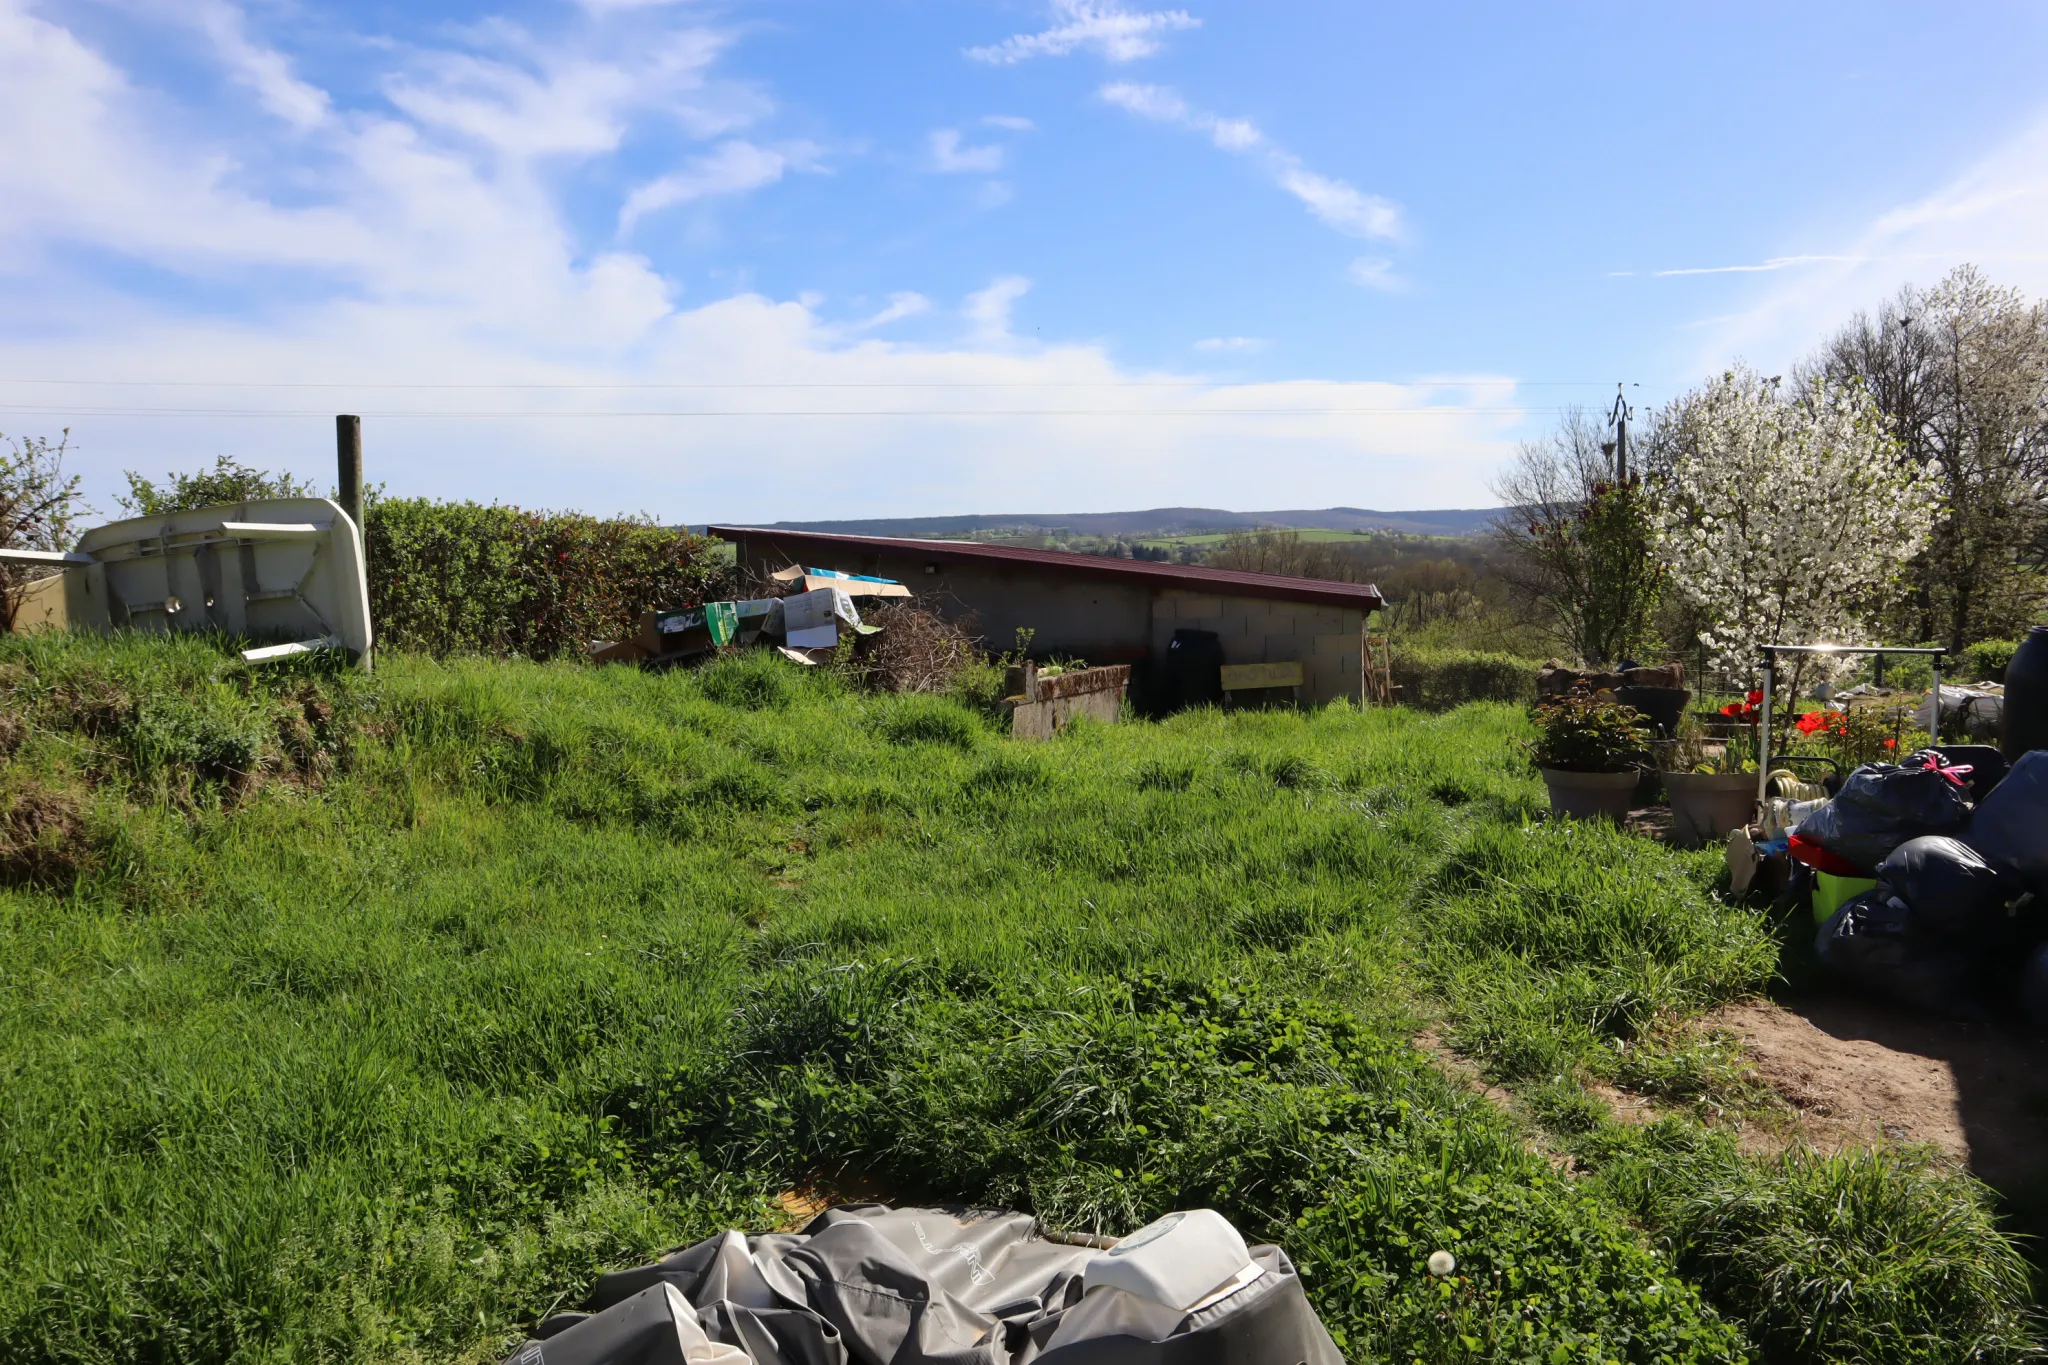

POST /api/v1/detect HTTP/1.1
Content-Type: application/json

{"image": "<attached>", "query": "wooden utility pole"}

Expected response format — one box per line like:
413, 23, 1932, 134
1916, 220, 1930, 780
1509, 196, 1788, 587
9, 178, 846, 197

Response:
335, 415, 363, 527
1605, 384, 1631, 480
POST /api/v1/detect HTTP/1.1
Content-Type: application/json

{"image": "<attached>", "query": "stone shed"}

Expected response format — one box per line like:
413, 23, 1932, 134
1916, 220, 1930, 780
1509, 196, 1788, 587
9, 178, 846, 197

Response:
710, 526, 1385, 709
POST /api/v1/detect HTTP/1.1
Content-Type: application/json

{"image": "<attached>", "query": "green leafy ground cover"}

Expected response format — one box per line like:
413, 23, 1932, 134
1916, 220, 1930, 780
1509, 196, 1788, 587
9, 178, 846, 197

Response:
0, 633, 2037, 1364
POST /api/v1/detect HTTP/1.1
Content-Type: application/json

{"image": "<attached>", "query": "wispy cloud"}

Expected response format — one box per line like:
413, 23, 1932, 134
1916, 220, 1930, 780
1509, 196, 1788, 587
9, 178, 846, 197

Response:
852, 292, 930, 329
967, 1, 1198, 65
1194, 336, 1268, 352
929, 128, 1004, 173
1652, 254, 1861, 277
1688, 111, 2048, 370
964, 275, 1031, 342
1347, 257, 1402, 291
983, 114, 1036, 131
1281, 166, 1400, 240
618, 140, 806, 234
190, 0, 330, 129
1100, 82, 1403, 242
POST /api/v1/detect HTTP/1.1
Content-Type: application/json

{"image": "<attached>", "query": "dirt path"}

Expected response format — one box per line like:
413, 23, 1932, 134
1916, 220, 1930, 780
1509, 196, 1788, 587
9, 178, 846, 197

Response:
1711, 993, 2048, 1196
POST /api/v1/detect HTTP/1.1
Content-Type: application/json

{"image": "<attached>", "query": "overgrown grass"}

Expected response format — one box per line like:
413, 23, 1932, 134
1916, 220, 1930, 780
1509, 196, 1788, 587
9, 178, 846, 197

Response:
0, 633, 2036, 1363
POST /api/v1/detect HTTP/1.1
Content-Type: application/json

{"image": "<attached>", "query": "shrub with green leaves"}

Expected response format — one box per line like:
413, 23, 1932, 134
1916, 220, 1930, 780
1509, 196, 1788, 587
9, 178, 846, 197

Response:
1390, 648, 1540, 710
1530, 691, 1652, 772
1960, 637, 2026, 684
365, 497, 724, 660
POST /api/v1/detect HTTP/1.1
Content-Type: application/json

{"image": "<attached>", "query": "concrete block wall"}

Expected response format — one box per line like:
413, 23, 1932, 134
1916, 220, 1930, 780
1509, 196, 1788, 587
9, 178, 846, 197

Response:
1151, 589, 1363, 705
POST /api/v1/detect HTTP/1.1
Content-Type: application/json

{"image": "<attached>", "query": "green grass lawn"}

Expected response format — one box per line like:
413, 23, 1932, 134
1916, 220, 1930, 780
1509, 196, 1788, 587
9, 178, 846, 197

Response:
0, 633, 2036, 1364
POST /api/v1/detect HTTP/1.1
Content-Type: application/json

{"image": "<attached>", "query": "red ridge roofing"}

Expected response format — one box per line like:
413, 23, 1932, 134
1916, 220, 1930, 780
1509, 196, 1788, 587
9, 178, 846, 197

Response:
709, 525, 1384, 610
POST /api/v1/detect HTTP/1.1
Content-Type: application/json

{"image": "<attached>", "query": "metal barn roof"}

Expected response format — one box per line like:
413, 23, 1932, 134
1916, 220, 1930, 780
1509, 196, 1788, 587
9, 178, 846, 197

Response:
709, 526, 1385, 611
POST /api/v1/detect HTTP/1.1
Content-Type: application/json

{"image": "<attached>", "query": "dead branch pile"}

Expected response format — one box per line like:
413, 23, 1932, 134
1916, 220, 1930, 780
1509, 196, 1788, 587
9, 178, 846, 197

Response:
859, 601, 980, 693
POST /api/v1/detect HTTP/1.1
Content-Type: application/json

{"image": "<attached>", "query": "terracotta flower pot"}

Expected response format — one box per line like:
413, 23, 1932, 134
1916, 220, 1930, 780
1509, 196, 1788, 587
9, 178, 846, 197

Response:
1540, 768, 1639, 823
1662, 770, 1757, 849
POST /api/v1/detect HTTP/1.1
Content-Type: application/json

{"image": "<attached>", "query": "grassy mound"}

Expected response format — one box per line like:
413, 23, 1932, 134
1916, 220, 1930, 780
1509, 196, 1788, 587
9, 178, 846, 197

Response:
0, 634, 2035, 1363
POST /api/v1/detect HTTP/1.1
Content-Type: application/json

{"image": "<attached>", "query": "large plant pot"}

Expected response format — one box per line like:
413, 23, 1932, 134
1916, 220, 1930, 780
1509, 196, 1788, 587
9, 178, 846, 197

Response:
1540, 768, 1639, 823
1663, 770, 1757, 849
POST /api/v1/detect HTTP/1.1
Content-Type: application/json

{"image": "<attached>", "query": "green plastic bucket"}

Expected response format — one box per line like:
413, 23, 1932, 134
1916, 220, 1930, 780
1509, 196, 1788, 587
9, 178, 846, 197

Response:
1813, 871, 1878, 921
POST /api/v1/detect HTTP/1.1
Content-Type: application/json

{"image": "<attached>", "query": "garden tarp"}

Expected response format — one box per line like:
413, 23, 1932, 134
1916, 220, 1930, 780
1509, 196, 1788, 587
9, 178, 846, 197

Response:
504, 1205, 1340, 1365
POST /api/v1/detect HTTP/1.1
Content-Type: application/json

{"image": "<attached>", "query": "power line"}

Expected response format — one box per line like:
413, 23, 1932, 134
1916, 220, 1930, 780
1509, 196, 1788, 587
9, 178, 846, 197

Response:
0, 403, 1583, 418
0, 377, 1663, 391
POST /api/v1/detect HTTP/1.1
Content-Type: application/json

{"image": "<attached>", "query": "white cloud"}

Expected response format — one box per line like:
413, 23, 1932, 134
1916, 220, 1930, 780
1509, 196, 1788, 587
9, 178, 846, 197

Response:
983, 114, 1036, 131
929, 128, 1004, 174
967, 1, 1198, 65
964, 275, 1031, 343
1685, 111, 2048, 371
1347, 257, 1402, 291
1099, 80, 1187, 122
1651, 254, 1860, 278
854, 292, 931, 329
0, 4, 1518, 520
1193, 336, 1268, 352
1099, 82, 1403, 242
618, 140, 805, 234
1278, 164, 1401, 240
1207, 118, 1260, 152
191, 0, 330, 129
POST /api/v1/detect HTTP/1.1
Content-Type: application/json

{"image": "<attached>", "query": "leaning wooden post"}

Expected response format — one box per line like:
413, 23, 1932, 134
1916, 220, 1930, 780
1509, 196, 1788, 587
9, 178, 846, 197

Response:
335, 414, 370, 669
335, 414, 363, 527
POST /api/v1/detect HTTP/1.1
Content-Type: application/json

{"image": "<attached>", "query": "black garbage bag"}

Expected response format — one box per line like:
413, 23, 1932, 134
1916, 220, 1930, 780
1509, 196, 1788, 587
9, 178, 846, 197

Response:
2021, 943, 2048, 1033
1813, 891, 1980, 1014
1794, 759, 1974, 874
1965, 749, 2048, 892
1875, 835, 2014, 940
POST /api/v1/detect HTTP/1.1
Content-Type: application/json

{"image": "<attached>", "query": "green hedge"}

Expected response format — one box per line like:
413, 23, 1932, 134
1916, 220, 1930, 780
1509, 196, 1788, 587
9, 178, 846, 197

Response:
365, 499, 724, 661
1391, 647, 1541, 710
1959, 637, 2027, 684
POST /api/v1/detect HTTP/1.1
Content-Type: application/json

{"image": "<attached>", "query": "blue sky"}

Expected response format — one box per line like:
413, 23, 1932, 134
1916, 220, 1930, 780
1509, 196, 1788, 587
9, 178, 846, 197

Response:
4, 1, 2047, 522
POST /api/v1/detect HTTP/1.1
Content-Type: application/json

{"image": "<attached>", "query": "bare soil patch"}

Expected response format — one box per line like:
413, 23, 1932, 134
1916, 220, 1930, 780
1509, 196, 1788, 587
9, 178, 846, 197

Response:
1711, 994, 2048, 1193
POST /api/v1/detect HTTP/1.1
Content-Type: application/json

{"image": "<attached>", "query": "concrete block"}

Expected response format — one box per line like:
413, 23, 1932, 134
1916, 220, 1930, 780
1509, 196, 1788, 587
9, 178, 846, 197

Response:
1262, 636, 1305, 661
1314, 633, 1362, 657
1174, 595, 1223, 617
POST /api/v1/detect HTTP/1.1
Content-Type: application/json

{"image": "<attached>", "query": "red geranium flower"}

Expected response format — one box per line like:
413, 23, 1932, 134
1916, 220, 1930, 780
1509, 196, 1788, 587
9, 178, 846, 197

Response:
1794, 711, 1827, 734
1883, 737, 1897, 749
1746, 690, 1764, 705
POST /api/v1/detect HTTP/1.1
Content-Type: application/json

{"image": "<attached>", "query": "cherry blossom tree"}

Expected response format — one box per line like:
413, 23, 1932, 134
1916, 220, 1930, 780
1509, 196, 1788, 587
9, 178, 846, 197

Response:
1649, 365, 1939, 693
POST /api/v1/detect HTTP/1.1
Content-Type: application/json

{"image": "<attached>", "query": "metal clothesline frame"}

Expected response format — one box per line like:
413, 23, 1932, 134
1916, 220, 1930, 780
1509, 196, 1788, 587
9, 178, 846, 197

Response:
1756, 643, 1949, 806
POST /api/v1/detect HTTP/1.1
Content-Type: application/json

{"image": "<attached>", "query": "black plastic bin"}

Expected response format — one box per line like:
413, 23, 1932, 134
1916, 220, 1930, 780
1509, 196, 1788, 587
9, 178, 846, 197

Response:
2003, 625, 2048, 762
1164, 628, 1225, 711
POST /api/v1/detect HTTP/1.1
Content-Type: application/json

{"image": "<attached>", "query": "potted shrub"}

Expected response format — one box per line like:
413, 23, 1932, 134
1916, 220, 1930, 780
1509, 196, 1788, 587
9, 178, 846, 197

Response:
1532, 690, 1651, 822
1662, 703, 1760, 849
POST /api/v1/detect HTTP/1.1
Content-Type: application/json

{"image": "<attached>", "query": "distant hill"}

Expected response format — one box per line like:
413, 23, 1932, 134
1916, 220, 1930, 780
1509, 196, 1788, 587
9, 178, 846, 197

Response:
738, 505, 1503, 540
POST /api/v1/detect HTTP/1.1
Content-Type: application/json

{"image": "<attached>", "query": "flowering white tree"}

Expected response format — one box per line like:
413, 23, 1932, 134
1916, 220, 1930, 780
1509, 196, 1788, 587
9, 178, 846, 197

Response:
1650, 365, 1939, 688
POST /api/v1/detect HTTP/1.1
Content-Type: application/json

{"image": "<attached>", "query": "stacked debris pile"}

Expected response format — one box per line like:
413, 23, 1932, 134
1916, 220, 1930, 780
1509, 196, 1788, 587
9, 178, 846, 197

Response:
1537, 660, 1690, 738
1791, 748, 2048, 1020
1535, 661, 1686, 696
502, 1204, 1340, 1365
589, 565, 911, 671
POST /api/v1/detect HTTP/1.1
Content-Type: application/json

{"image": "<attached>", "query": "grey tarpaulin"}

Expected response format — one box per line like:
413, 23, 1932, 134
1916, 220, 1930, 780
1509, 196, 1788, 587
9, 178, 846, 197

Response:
506, 1205, 1341, 1365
